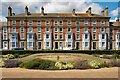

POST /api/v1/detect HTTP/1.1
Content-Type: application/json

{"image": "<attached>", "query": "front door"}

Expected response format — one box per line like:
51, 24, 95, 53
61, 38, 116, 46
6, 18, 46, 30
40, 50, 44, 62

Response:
55, 42, 58, 49
38, 42, 41, 49
93, 42, 96, 49
76, 42, 79, 50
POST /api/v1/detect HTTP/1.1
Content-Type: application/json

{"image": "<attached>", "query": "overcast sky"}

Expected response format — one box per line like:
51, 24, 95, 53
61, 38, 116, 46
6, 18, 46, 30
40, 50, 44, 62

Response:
0, 0, 120, 22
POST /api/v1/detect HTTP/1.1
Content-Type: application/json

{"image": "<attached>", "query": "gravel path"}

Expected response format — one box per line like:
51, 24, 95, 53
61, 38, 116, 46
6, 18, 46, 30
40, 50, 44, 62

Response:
1, 67, 119, 78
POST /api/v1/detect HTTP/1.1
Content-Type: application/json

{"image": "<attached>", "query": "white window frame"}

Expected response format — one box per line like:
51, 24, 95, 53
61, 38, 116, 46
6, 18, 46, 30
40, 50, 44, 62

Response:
101, 20, 105, 24
21, 27, 24, 32
29, 20, 33, 25
46, 42, 49, 47
46, 34, 49, 39
101, 27, 105, 32
3, 27, 7, 33
76, 34, 80, 40
54, 27, 58, 32
12, 20, 16, 25
29, 27, 33, 32
3, 34, 7, 40
12, 27, 16, 32
68, 20, 71, 25
60, 34, 63, 39
68, 27, 71, 32
85, 42, 88, 47
60, 27, 63, 32
37, 20, 41, 25
54, 34, 58, 39
21, 33, 24, 39
54, 20, 58, 25
92, 20, 97, 24
68, 34, 72, 39
92, 27, 96, 32
37, 34, 41, 40
76, 27, 80, 32
93, 34, 96, 39
38, 27, 41, 32
21, 20, 24, 25
84, 20, 88, 24
59, 20, 63, 25
84, 27, 88, 32
46, 20, 50, 25
46, 27, 49, 32
76, 20, 79, 25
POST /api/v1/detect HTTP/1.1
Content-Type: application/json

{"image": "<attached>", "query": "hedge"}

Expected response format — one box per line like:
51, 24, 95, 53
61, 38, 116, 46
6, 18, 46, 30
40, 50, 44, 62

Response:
1, 50, 120, 55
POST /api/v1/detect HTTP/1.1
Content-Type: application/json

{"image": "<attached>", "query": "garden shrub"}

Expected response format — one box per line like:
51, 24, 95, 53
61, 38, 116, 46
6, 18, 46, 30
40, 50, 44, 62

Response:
0, 59, 5, 67
5, 59, 19, 68
74, 60, 90, 69
46, 66, 59, 70
19, 59, 56, 69
55, 61, 74, 70
89, 60, 103, 69
111, 54, 120, 59
108, 59, 120, 67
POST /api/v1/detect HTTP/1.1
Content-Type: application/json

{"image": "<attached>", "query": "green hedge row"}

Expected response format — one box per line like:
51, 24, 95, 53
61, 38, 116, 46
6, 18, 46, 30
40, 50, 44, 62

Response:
1, 50, 120, 55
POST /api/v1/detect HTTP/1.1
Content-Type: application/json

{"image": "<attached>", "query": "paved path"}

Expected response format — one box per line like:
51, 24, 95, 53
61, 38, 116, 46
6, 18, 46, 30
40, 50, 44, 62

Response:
1, 67, 119, 78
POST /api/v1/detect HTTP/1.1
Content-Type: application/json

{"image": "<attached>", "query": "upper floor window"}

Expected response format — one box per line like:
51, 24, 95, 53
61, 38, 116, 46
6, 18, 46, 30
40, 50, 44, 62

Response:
85, 34, 88, 39
21, 27, 24, 32
60, 34, 63, 39
37, 20, 41, 25
59, 20, 63, 25
84, 20, 88, 24
54, 20, 58, 25
60, 27, 63, 32
37, 34, 41, 39
55, 34, 58, 39
93, 34, 96, 39
101, 20, 105, 24
46, 27, 49, 32
21, 33, 24, 39
29, 27, 33, 32
76, 34, 80, 40
92, 27, 96, 32
28, 34, 33, 39
92, 20, 97, 24
68, 34, 72, 39
102, 34, 105, 39
68, 27, 71, 32
68, 20, 71, 25
101, 27, 105, 32
46, 34, 49, 39
84, 27, 88, 32
54, 27, 58, 32
12, 20, 16, 25
46, 20, 50, 25
110, 28, 113, 32
38, 27, 41, 32
21, 20, 24, 25
12, 27, 16, 32
117, 34, 120, 39
29, 20, 32, 25
76, 27, 80, 32
11, 34, 16, 39
3, 27, 7, 32
3, 34, 7, 40
76, 20, 79, 25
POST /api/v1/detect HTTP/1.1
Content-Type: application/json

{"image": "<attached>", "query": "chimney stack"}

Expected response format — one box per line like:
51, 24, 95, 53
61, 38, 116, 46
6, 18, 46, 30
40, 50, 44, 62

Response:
87, 7, 92, 16
25, 6, 28, 16
105, 6, 108, 16
101, 10, 104, 16
8, 6, 12, 16
41, 6, 44, 16
72, 9, 76, 16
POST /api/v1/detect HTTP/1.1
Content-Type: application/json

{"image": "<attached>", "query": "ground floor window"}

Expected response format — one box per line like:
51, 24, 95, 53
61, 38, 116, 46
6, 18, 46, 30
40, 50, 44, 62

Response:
21, 42, 24, 48
60, 42, 63, 47
102, 42, 105, 47
85, 42, 88, 47
117, 42, 120, 48
46, 42, 49, 47
3, 42, 7, 47
67, 42, 71, 47
28, 42, 33, 47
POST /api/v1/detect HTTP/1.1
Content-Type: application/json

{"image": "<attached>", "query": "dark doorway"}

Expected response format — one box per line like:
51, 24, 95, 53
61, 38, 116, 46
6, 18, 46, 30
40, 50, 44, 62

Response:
93, 42, 96, 49
55, 42, 58, 49
38, 42, 41, 49
76, 42, 79, 50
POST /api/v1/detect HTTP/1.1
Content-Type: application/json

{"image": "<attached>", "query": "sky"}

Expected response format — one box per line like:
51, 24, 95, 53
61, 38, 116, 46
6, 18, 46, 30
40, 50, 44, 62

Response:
0, 0, 120, 22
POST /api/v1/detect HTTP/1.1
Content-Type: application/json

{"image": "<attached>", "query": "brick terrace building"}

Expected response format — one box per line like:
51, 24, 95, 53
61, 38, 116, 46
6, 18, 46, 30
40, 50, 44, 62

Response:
1, 6, 120, 50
